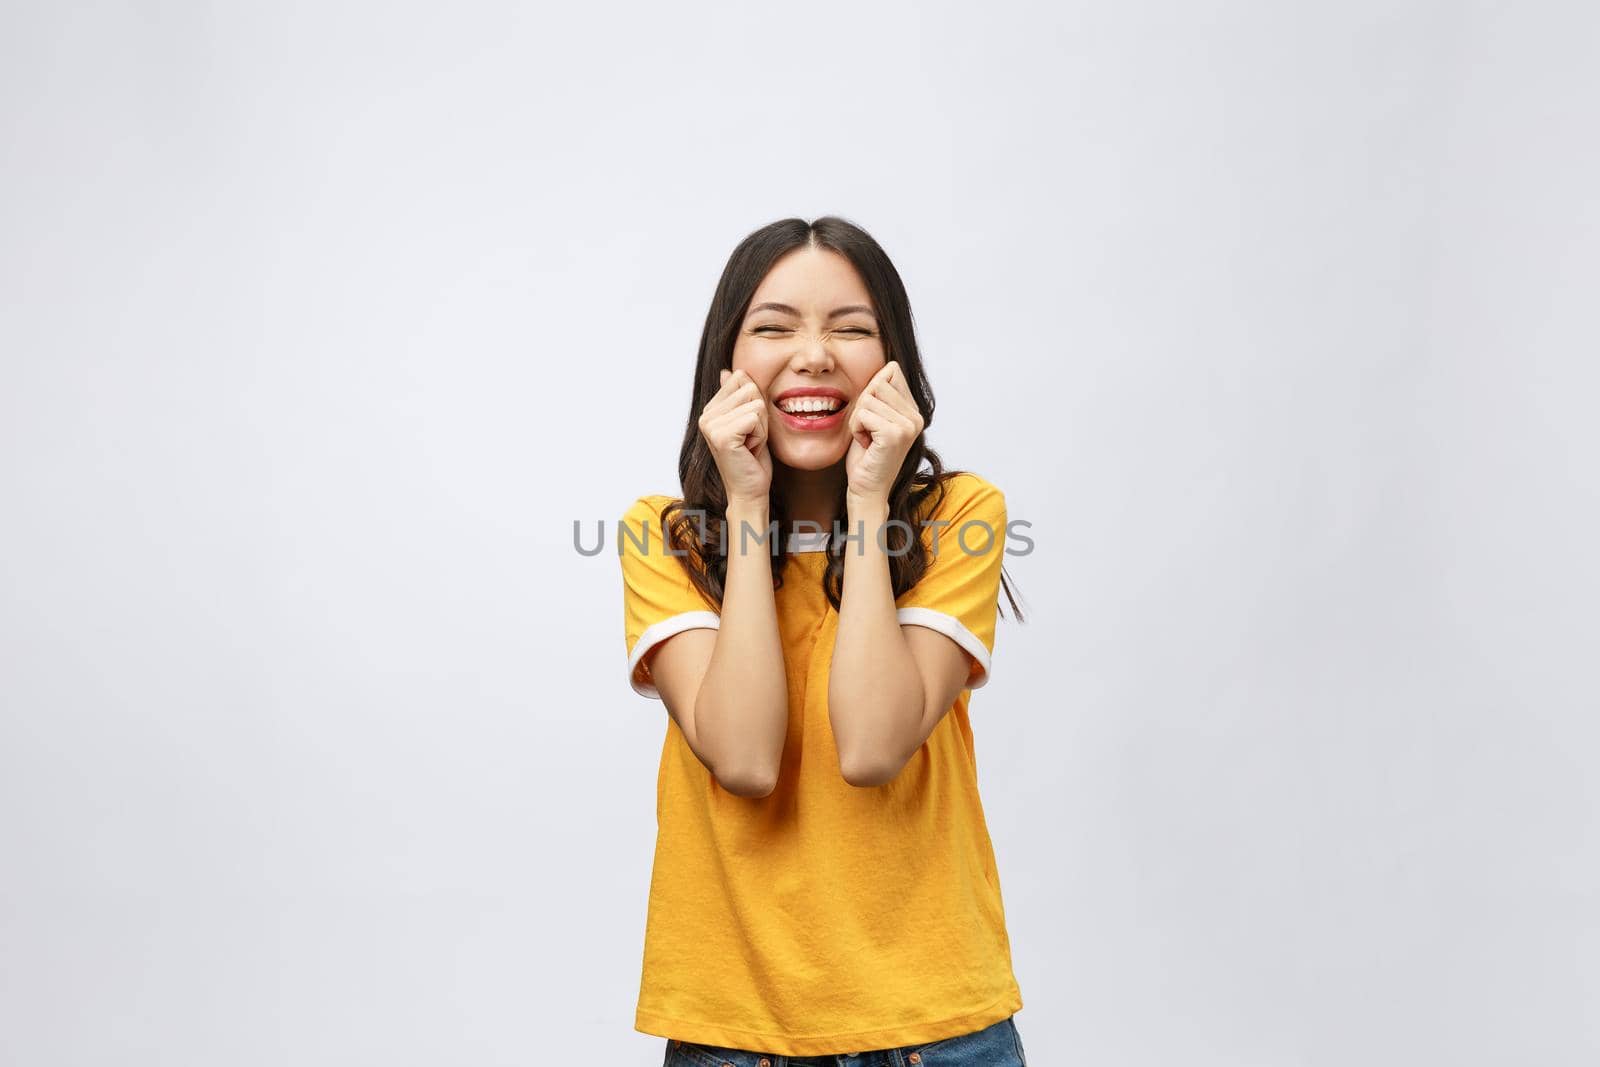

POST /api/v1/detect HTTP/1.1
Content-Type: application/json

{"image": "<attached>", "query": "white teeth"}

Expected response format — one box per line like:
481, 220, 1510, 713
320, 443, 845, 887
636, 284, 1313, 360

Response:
778, 396, 843, 414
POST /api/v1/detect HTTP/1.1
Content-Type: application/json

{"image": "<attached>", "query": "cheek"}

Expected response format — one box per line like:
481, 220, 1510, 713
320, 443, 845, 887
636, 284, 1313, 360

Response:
842, 347, 887, 387
731, 346, 783, 391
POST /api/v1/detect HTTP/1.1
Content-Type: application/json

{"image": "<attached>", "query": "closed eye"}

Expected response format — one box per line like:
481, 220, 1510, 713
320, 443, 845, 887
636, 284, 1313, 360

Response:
754, 326, 873, 335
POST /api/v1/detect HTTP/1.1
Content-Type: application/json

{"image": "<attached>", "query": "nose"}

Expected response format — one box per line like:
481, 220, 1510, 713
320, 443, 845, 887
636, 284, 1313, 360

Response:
790, 331, 835, 371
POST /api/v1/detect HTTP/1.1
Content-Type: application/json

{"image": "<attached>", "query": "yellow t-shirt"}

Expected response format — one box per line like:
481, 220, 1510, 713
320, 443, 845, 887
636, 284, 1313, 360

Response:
618, 471, 1022, 1056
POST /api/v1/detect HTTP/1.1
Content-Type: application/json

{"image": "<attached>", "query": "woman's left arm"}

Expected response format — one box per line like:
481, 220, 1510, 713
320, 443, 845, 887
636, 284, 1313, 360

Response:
829, 491, 975, 787
828, 360, 972, 787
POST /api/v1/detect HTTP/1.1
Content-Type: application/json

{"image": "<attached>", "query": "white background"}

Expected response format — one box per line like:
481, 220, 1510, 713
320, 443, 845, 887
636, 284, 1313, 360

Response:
2, 2, 1596, 1064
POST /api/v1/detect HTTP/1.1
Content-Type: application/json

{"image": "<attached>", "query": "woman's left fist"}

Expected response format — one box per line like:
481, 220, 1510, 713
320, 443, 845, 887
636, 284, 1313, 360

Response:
845, 360, 924, 502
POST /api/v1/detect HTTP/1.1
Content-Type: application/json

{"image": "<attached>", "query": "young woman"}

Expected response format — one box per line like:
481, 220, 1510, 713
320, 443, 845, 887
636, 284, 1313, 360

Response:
618, 216, 1029, 1066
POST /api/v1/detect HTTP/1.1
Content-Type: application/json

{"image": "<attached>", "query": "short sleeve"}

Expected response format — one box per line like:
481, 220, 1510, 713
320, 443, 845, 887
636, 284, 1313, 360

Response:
895, 474, 1007, 691
619, 495, 721, 699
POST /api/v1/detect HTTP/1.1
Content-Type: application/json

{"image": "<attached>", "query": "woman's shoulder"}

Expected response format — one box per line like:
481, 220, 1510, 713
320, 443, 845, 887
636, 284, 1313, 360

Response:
944, 470, 1001, 496
621, 492, 685, 524
912, 470, 1003, 521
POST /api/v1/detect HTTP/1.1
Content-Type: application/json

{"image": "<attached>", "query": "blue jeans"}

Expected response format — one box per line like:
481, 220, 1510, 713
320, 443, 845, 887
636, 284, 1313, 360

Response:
663, 1014, 1027, 1066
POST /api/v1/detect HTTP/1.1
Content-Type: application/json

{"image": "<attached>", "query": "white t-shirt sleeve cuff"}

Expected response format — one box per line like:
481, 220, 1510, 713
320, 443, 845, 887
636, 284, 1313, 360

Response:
628, 611, 722, 699
897, 607, 992, 690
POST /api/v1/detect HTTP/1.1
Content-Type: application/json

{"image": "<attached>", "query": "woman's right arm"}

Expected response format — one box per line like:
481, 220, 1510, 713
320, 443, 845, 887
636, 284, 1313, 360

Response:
650, 368, 787, 797
651, 496, 788, 797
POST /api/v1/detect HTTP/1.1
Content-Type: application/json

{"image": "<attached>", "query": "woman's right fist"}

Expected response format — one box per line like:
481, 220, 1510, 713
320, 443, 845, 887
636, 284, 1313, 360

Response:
699, 368, 773, 507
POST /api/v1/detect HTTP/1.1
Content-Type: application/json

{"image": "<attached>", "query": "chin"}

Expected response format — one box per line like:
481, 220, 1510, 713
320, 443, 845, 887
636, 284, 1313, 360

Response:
773, 440, 849, 470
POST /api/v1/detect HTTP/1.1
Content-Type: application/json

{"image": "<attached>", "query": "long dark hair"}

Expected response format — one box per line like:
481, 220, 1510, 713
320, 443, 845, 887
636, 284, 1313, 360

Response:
658, 215, 1023, 622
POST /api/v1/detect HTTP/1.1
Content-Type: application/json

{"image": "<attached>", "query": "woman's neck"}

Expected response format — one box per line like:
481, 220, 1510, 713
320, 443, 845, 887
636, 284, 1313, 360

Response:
773, 462, 845, 536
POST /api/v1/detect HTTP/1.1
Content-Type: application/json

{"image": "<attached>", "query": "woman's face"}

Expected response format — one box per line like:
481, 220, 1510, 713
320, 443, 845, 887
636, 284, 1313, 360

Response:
731, 245, 887, 471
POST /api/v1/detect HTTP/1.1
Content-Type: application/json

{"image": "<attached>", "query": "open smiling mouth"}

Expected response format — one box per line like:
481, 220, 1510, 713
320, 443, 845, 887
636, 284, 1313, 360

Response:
774, 397, 849, 429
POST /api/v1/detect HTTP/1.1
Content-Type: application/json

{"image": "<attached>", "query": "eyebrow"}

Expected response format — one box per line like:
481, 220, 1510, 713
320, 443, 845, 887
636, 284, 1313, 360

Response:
745, 302, 877, 321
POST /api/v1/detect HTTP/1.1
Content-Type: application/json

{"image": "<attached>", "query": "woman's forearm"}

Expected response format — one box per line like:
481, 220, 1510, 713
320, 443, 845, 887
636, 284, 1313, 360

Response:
694, 499, 789, 796
828, 492, 923, 786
